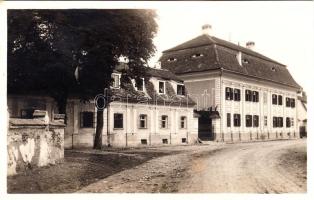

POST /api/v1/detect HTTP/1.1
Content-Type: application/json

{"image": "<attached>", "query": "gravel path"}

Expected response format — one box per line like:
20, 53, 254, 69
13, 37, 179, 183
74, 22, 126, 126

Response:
178, 139, 307, 193
79, 139, 306, 193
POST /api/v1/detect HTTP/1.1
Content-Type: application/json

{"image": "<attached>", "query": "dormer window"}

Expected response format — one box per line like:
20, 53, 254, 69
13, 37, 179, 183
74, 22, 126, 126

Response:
177, 84, 185, 95
112, 73, 120, 88
133, 78, 144, 91
191, 53, 204, 58
167, 57, 177, 62
158, 81, 165, 94
271, 67, 276, 72
243, 58, 249, 64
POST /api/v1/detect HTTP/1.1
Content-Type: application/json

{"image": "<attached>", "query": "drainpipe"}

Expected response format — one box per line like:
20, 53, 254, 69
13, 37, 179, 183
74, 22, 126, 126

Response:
107, 103, 110, 147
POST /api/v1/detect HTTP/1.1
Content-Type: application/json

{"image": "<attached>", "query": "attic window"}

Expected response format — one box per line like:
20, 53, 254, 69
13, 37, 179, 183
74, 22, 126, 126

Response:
192, 53, 204, 58
243, 59, 249, 64
271, 67, 276, 72
167, 57, 177, 62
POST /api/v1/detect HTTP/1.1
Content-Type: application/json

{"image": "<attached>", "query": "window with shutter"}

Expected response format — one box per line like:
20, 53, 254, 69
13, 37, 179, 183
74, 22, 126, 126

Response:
264, 116, 267, 126
227, 113, 231, 127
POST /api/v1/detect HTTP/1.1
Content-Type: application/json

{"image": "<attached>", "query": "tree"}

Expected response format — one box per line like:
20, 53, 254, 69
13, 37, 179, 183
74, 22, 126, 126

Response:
8, 9, 158, 149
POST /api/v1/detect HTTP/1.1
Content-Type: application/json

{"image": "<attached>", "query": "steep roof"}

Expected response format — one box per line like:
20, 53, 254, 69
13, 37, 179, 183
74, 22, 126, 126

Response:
160, 34, 301, 89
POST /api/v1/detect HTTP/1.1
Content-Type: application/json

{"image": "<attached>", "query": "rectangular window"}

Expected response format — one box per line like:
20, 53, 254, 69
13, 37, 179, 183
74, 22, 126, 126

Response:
177, 84, 185, 95
225, 87, 233, 100
159, 81, 165, 94
278, 117, 283, 127
233, 114, 241, 127
80, 112, 95, 128
253, 115, 259, 127
291, 98, 295, 108
21, 109, 34, 119
234, 89, 241, 101
180, 116, 187, 129
272, 94, 277, 105
137, 78, 144, 91
161, 115, 168, 128
139, 114, 147, 129
227, 113, 231, 127
273, 117, 277, 128
245, 90, 252, 101
278, 95, 283, 105
286, 97, 291, 107
252, 91, 259, 102
263, 92, 268, 104
246, 115, 252, 127
112, 73, 120, 88
264, 116, 267, 126
286, 117, 291, 128
114, 113, 123, 129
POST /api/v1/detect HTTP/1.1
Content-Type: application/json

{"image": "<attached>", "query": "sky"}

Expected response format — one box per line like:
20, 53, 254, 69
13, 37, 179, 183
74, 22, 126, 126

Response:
149, 1, 314, 94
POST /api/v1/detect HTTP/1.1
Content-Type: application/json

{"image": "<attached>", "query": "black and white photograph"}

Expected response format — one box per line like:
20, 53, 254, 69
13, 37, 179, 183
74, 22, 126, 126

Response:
0, 0, 313, 198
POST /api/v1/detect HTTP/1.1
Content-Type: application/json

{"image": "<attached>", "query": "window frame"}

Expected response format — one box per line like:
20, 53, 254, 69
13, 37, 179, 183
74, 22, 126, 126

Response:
180, 116, 187, 129
286, 117, 291, 128
233, 114, 241, 127
80, 111, 95, 128
253, 115, 259, 127
272, 94, 278, 105
252, 91, 259, 102
158, 81, 166, 94
177, 84, 185, 96
286, 97, 291, 107
113, 113, 124, 129
225, 87, 234, 100
139, 114, 148, 129
234, 89, 241, 101
290, 98, 295, 108
112, 73, 121, 89
246, 115, 252, 127
161, 115, 168, 129
245, 90, 252, 101
227, 113, 231, 127
278, 95, 283, 105
264, 116, 267, 127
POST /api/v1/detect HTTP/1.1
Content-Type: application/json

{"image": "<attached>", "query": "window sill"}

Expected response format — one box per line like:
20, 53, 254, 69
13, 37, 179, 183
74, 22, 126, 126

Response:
138, 127, 148, 129
113, 128, 124, 130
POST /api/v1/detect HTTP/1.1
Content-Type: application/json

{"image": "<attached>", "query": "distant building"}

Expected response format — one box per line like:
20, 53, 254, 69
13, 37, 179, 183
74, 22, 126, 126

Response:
64, 66, 198, 148
297, 91, 307, 138
160, 24, 303, 142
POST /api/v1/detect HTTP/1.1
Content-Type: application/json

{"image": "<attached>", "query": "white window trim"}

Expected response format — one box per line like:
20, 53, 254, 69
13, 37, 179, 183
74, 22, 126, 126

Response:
158, 80, 166, 94
112, 73, 121, 89
133, 78, 145, 91
177, 83, 185, 96
161, 115, 168, 129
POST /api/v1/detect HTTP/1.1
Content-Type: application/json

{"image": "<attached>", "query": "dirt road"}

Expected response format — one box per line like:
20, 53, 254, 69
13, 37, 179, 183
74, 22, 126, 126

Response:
79, 139, 306, 193
178, 139, 307, 193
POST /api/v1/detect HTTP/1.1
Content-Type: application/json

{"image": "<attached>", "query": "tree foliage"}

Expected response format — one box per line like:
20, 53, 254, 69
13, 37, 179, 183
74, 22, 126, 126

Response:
8, 9, 158, 148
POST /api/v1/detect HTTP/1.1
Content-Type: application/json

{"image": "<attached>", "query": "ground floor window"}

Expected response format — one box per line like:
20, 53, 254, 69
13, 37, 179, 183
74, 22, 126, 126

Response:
286, 117, 291, 128
80, 112, 95, 128
246, 115, 252, 127
273, 117, 283, 128
253, 115, 259, 127
161, 115, 168, 128
233, 114, 241, 127
114, 113, 123, 129
180, 116, 187, 129
139, 114, 147, 128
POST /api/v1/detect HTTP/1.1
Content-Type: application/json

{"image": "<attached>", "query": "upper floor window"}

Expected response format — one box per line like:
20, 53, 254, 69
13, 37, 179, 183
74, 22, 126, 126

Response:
112, 73, 120, 88
191, 53, 204, 58
114, 113, 123, 129
80, 112, 95, 128
161, 115, 168, 128
233, 114, 241, 127
234, 89, 241, 101
159, 81, 165, 94
177, 84, 185, 95
245, 90, 252, 101
272, 94, 278, 105
139, 114, 147, 129
278, 95, 283, 105
252, 91, 259, 102
180, 116, 187, 129
291, 98, 295, 108
167, 57, 177, 62
286, 97, 295, 108
286, 97, 291, 107
225, 87, 234, 100
253, 115, 259, 127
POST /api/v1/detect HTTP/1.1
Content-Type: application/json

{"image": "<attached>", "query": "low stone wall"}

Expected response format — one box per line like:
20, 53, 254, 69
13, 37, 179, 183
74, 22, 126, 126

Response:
7, 111, 65, 176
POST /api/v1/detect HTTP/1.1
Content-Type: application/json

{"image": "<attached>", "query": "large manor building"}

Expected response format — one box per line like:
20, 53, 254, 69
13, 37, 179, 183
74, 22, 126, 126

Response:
160, 24, 303, 142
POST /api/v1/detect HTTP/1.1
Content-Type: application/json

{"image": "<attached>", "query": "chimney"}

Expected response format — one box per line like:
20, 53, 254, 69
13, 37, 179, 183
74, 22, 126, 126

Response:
246, 41, 255, 50
202, 24, 212, 35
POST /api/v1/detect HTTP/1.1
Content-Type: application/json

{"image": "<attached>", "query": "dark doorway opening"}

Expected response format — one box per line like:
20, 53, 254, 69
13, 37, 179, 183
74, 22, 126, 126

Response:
196, 110, 219, 141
